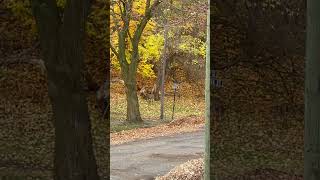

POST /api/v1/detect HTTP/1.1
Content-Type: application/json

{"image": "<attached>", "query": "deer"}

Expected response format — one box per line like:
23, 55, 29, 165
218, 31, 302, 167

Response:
139, 86, 154, 103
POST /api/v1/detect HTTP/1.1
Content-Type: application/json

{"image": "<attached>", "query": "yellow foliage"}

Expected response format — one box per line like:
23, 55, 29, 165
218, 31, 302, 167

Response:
110, 0, 163, 78
179, 35, 206, 57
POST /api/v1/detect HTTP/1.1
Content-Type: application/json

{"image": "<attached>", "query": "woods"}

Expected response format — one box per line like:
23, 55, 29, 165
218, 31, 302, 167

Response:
110, 0, 207, 123
1, 0, 207, 179
1, 0, 320, 179
110, 0, 161, 122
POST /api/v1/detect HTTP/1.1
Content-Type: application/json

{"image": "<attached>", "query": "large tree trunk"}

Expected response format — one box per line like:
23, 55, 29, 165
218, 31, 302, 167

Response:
52, 89, 99, 180
305, 1, 320, 180
123, 69, 143, 122
31, 0, 100, 179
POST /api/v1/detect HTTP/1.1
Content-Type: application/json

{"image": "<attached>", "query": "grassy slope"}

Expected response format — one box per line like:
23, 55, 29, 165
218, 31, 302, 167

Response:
110, 82, 205, 132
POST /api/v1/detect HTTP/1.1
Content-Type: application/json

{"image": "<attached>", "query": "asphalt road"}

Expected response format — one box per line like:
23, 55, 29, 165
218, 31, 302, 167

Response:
110, 129, 204, 180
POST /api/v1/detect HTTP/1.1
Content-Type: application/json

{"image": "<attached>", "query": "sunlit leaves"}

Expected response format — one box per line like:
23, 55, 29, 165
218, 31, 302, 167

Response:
179, 35, 206, 58
139, 34, 164, 62
110, 0, 162, 78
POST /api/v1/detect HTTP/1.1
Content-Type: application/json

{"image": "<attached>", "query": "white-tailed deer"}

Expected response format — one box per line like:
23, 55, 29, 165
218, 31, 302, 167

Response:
139, 86, 154, 102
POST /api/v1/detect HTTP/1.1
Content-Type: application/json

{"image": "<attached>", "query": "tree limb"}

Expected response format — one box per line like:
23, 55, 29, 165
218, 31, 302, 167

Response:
110, 44, 119, 59
31, 0, 60, 65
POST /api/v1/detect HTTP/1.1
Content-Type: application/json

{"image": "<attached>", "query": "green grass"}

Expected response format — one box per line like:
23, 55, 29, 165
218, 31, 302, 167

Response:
110, 121, 156, 132
110, 92, 205, 132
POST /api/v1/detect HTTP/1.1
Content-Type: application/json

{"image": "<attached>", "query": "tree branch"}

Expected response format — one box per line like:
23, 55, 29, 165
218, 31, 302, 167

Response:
110, 44, 119, 59
31, 0, 60, 65
133, 0, 161, 47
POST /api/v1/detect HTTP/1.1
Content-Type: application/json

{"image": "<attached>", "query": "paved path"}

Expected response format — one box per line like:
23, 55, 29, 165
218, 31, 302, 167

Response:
110, 129, 204, 180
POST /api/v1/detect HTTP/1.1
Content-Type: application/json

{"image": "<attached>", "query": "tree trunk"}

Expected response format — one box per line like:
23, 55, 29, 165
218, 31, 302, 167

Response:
204, 2, 212, 179
52, 89, 99, 180
153, 62, 162, 101
160, 20, 169, 120
153, 53, 172, 101
123, 70, 143, 122
305, 1, 320, 180
31, 0, 100, 179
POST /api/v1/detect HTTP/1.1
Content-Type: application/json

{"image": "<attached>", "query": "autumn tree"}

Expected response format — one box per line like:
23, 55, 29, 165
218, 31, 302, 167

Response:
31, 0, 100, 179
110, 0, 161, 122
152, 0, 207, 100
305, 1, 320, 179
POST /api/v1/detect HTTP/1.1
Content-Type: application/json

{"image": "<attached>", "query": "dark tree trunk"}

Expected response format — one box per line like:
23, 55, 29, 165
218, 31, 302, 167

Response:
305, 1, 320, 180
52, 90, 99, 180
31, 0, 100, 179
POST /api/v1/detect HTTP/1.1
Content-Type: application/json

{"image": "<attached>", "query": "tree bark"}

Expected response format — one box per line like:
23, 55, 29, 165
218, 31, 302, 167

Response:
305, 1, 320, 180
153, 62, 162, 101
204, 2, 212, 179
123, 70, 143, 122
31, 0, 100, 179
153, 52, 172, 101
52, 90, 99, 180
160, 19, 169, 120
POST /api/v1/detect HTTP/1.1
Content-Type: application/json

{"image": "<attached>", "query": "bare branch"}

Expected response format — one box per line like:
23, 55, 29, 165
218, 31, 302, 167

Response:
110, 44, 119, 59
145, 0, 151, 13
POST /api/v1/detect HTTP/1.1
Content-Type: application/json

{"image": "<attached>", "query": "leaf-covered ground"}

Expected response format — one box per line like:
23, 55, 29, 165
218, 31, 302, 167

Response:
156, 112, 303, 180
156, 158, 303, 180
111, 115, 204, 145
0, 64, 205, 179
0, 64, 303, 179
0, 64, 109, 178
212, 115, 303, 179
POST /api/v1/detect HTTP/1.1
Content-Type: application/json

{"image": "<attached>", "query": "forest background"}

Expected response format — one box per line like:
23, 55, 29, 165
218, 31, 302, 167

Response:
0, 0, 306, 179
